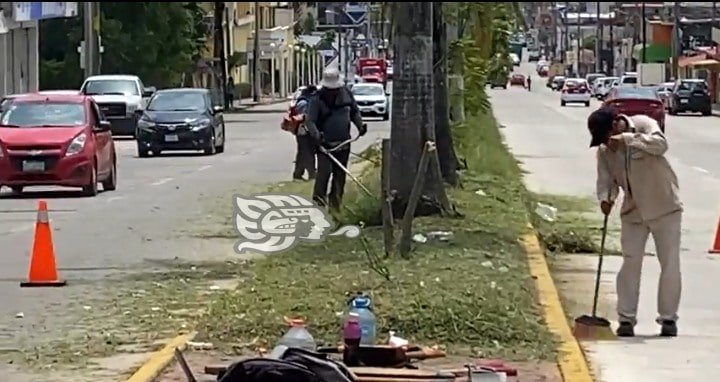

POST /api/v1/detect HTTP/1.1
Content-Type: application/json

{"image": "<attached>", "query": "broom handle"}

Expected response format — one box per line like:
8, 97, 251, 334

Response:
592, 213, 610, 317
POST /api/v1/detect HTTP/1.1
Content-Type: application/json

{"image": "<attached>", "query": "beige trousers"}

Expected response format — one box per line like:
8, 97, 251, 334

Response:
617, 210, 682, 325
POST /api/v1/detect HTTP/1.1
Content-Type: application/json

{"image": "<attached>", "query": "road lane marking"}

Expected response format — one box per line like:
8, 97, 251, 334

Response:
150, 177, 173, 186
693, 166, 710, 174
197, 165, 213, 172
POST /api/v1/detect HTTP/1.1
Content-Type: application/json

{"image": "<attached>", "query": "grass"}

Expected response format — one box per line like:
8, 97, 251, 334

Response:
194, 111, 557, 361
530, 193, 621, 256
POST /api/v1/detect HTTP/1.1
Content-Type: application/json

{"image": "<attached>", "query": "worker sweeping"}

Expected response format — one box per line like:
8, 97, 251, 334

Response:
305, 68, 367, 210
588, 107, 683, 337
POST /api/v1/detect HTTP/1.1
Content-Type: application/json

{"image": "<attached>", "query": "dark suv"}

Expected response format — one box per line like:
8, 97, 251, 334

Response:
669, 79, 712, 116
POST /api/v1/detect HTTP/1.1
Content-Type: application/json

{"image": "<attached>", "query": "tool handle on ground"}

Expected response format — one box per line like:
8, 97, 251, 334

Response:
592, 213, 610, 317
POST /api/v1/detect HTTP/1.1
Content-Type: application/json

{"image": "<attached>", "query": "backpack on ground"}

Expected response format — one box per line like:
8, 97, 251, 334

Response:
217, 345, 356, 382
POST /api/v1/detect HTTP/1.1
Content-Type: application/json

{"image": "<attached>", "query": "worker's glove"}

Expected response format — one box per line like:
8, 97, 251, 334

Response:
358, 123, 368, 136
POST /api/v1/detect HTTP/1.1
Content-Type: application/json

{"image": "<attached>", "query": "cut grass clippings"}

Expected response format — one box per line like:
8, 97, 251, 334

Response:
530, 193, 621, 256
196, 111, 557, 361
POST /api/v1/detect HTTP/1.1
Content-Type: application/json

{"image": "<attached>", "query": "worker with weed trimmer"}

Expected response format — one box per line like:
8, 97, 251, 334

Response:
588, 107, 683, 337
305, 68, 367, 210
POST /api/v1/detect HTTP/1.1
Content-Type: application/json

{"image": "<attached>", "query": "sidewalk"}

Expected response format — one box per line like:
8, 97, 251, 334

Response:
713, 103, 720, 117
230, 97, 291, 113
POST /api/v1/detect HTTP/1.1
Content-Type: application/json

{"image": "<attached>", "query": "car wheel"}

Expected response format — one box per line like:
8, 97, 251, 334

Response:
502, 86, 507, 89
560, 101, 566, 107
82, 162, 98, 197
102, 157, 117, 191
669, 108, 677, 115
137, 142, 151, 158
10, 186, 23, 194
216, 126, 226, 153
585, 101, 590, 107
204, 131, 217, 155
702, 109, 712, 116
382, 112, 389, 121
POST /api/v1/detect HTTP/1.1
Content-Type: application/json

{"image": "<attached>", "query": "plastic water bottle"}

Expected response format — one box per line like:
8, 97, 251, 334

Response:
349, 295, 377, 345
278, 317, 316, 351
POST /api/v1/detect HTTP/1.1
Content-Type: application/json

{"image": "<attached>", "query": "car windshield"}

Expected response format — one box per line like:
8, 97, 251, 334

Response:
147, 92, 206, 111
678, 81, 706, 92
352, 86, 385, 96
0, 102, 86, 127
616, 87, 658, 100
83, 79, 139, 96
622, 77, 637, 84
362, 67, 381, 75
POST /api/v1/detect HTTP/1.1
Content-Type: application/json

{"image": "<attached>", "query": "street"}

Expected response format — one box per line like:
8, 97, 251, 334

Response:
0, 101, 390, 381
497, 64, 720, 381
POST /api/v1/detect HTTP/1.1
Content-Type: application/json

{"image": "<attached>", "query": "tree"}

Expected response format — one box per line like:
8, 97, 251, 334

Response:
432, 3, 459, 186
389, 3, 444, 216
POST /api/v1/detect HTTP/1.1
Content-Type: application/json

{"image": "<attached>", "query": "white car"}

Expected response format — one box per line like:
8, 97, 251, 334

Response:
351, 83, 389, 120
80, 74, 155, 137
509, 53, 520, 66
619, 72, 638, 87
560, 78, 591, 107
594, 76, 619, 99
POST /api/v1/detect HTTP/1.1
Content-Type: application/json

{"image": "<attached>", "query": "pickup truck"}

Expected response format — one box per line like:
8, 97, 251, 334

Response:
80, 74, 156, 137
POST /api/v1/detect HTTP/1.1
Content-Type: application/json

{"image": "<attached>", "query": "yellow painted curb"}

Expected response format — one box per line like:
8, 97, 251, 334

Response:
522, 231, 594, 382
125, 332, 196, 382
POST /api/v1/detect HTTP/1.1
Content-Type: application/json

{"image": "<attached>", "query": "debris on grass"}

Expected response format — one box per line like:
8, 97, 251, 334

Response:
194, 112, 557, 361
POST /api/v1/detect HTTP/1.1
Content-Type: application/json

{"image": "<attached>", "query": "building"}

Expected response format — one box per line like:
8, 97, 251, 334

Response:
194, 2, 297, 100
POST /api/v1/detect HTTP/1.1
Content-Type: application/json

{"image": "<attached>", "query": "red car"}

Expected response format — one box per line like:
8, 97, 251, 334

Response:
603, 86, 666, 132
0, 93, 117, 196
510, 74, 526, 86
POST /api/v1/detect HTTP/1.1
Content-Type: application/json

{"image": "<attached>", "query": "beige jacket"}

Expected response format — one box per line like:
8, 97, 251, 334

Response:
596, 114, 683, 223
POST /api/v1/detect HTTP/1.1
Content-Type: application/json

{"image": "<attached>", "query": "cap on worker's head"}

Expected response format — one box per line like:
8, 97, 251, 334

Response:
320, 68, 344, 89
587, 107, 618, 147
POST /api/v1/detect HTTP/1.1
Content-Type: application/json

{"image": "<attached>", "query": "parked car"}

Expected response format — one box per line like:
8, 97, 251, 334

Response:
550, 76, 566, 91
509, 74, 526, 87
135, 88, 226, 157
585, 73, 607, 94
537, 65, 549, 77
0, 93, 117, 196
594, 77, 619, 100
350, 83, 390, 120
619, 72, 638, 87
668, 79, 712, 116
560, 79, 591, 107
604, 86, 665, 132
386, 64, 394, 80
489, 74, 509, 89
655, 82, 675, 110
509, 53, 520, 66
80, 74, 156, 137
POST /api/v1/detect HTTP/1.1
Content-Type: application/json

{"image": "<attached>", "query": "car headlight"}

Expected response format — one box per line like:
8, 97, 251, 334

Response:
137, 118, 155, 129
65, 133, 87, 157
191, 119, 212, 131
126, 103, 139, 113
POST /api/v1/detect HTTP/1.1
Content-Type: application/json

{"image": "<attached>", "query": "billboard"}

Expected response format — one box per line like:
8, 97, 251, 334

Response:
13, 2, 78, 22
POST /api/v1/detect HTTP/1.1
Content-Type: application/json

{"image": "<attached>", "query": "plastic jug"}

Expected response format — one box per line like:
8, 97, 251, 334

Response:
277, 317, 316, 351
349, 295, 377, 345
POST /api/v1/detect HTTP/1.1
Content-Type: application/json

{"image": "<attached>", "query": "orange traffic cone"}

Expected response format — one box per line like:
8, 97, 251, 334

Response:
20, 200, 66, 287
710, 218, 720, 254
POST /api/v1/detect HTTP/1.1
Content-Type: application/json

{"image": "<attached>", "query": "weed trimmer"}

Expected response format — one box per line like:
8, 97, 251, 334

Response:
318, 134, 374, 197
573, 212, 612, 339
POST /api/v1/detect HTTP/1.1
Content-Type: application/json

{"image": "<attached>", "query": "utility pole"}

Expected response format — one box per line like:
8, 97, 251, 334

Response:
672, 1, 680, 79
563, 2, 569, 66
641, 2, 646, 63
551, 2, 557, 62
713, 2, 716, 30
82, 2, 98, 78
214, 2, 228, 109
576, 7, 581, 76
609, 7, 614, 76
252, 1, 260, 102
595, 1, 601, 72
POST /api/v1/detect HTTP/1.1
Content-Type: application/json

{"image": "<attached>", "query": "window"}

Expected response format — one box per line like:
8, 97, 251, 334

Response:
82, 80, 139, 96
0, 102, 86, 127
361, 67, 381, 76
622, 77, 637, 84
147, 92, 206, 111
351, 86, 385, 96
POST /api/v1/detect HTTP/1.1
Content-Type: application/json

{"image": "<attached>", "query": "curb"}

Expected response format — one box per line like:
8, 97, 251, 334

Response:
125, 332, 196, 382
521, 230, 594, 382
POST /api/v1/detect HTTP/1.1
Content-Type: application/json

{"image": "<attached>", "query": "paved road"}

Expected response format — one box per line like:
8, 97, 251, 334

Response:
496, 64, 720, 381
0, 100, 390, 380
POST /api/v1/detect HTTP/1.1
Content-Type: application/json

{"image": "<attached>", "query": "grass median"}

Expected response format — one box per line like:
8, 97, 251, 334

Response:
195, 111, 556, 361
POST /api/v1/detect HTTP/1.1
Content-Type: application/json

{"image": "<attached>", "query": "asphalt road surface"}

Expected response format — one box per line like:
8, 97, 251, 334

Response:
0, 97, 391, 380
497, 64, 720, 381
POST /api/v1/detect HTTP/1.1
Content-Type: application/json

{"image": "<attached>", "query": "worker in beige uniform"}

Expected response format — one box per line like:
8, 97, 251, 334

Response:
587, 107, 683, 337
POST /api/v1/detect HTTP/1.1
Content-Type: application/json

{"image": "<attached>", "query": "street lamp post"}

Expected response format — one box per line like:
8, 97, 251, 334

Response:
270, 42, 276, 101
294, 45, 301, 88
301, 47, 307, 86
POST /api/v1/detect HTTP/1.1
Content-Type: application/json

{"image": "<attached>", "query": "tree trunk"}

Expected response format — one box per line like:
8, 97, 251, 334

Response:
389, 2, 441, 217
432, 3, 459, 186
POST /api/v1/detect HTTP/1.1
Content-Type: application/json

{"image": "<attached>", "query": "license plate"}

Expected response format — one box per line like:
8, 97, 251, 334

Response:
22, 160, 45, 172
680, 99, 689, 104
165, 134, 179, 142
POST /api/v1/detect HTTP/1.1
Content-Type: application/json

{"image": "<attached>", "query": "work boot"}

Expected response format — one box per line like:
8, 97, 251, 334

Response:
660, 320, 677, 337
616, 322, 635, 337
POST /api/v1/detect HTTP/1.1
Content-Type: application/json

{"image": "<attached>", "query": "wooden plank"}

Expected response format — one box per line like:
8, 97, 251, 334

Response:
398, 141, 432, 257
381, 138, 395, 257
350, 367, 456, 379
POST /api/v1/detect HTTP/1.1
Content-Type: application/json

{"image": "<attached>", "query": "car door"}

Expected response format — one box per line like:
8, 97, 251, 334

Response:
205, 93, 223, 141
90, 101, 112, 176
